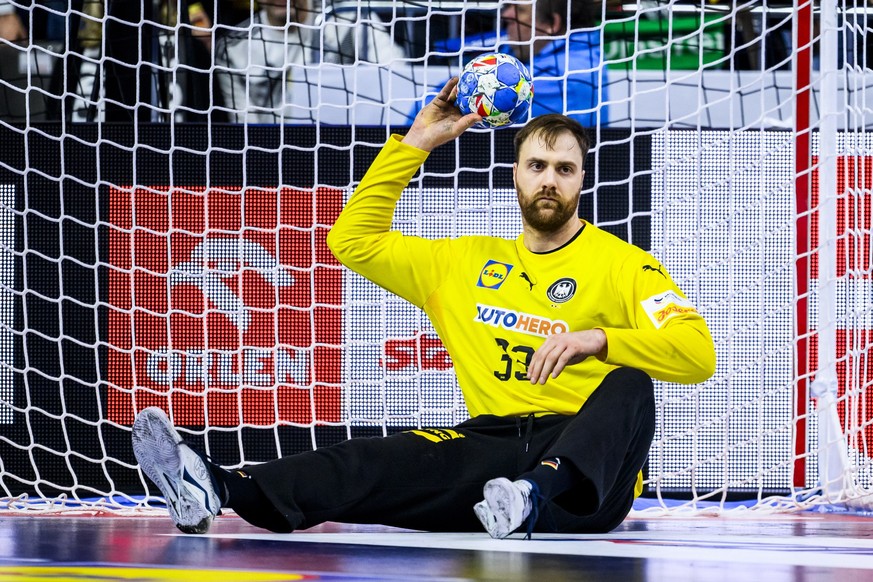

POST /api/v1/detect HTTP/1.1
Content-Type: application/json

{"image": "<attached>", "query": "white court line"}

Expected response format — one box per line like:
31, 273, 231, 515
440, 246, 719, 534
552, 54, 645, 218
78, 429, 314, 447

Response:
197, 531, 873, 570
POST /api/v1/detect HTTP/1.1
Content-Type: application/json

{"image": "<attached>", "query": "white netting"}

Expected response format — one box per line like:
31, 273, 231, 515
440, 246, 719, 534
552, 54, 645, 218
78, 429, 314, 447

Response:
0, 0, 871, 515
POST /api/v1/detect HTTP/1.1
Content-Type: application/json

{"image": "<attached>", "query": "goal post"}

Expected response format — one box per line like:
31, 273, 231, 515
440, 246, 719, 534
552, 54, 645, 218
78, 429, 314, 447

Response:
0, 0, 871, 514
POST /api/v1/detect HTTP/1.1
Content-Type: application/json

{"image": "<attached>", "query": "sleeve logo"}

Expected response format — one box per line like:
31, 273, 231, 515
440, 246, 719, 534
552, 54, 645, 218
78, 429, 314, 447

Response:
641, 291, 699, 328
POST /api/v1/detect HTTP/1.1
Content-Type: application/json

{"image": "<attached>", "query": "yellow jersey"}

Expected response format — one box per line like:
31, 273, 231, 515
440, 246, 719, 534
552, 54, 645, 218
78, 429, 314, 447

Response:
328, 135, 716, 419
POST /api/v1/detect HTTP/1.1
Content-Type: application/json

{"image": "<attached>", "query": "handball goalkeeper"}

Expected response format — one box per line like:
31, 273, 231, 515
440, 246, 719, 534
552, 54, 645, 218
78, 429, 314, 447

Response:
132, 77, 716, 538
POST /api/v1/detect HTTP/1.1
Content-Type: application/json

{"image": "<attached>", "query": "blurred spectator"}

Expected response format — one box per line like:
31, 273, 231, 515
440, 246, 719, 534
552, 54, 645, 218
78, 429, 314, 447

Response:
412, 0, 607, 127
215, 0, 405, 123
188, 2, 214, 50
42, 0, 66, 42
500, 0, 606, 126
0, 0, 25, 42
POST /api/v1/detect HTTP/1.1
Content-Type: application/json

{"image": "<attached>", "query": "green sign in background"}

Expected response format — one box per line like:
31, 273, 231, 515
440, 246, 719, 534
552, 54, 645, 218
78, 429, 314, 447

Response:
603, 14, 726, 70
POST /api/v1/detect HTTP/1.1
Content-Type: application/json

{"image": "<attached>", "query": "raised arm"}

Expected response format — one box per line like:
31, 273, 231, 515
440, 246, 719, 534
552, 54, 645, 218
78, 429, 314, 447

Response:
325, 79, 481, 306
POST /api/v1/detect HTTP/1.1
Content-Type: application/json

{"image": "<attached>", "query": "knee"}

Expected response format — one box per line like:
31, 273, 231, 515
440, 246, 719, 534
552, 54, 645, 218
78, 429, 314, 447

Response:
606, 367, 655, 412
609, 366, 652, 385
608, 366, 653, 390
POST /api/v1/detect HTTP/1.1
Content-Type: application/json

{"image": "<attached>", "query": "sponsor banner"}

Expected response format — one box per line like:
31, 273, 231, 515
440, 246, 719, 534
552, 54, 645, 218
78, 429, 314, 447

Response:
649, 130, 797, 491
474, 303, 569, 337
381, 332, 453, 372
107, 186, 343, 426
808, 154, 873, 460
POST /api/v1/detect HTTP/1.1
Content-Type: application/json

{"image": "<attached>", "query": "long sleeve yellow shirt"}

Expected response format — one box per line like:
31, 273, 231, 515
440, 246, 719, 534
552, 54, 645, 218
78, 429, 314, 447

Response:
328, 135, 716, 420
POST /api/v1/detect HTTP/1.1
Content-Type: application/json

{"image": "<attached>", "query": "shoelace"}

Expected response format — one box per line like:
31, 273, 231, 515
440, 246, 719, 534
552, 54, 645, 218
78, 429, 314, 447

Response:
523, 480, 541, 540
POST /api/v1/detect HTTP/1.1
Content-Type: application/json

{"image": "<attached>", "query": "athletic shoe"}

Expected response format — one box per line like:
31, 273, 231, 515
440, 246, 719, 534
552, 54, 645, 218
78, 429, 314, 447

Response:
473, 477, 536, 539
132, 407, 222, 534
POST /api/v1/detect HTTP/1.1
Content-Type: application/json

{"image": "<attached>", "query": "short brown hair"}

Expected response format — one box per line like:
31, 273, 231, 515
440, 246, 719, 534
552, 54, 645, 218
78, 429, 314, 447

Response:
534, 0, 599, 31
514, 114, 591, 164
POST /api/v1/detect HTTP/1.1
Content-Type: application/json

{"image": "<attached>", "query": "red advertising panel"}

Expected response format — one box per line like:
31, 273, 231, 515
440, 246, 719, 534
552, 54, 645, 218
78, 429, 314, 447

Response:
381, 332, 452, 372
107, 186, 343, 426
810, 156, 873, 278
808, 156, 873, 455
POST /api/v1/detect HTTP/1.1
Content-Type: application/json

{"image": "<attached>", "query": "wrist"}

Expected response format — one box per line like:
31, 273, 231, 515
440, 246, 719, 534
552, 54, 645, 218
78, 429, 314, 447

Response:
401, 127, 434, 152
594, 328, 608, 360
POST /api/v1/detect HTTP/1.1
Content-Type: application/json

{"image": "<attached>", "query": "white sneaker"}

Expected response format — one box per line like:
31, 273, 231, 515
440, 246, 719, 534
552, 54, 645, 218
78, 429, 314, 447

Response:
473, 477, 535, 539
132, 407, 222, 534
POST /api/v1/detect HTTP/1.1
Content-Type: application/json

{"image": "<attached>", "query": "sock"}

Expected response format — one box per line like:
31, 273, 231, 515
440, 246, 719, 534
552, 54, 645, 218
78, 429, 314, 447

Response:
521, 457, 576, 501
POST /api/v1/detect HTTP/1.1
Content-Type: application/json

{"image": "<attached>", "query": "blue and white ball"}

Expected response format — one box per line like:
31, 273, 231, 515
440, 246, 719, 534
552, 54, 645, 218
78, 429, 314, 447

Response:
456, 53, 534, 128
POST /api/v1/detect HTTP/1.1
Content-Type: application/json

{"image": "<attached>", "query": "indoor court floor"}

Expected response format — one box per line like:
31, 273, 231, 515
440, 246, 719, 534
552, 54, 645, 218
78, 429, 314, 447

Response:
2, 507, 873, 581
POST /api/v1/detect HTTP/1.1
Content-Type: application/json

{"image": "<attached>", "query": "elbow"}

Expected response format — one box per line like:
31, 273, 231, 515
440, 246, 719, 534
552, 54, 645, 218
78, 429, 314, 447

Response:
685, 348, 717, 384
326, 226, 378, 270
661, 338, 716, 385
325, 227, 338, 255
690, 363, 716, 385
680, 324, 717, 384
326, 227, 350, 266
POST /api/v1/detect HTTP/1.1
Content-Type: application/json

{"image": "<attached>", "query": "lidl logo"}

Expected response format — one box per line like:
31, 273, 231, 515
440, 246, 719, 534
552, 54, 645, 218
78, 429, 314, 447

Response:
477, 260, 513, 290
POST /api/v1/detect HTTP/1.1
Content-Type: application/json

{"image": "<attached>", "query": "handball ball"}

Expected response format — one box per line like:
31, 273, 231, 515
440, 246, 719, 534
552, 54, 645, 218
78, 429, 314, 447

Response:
456, 53, 534, 128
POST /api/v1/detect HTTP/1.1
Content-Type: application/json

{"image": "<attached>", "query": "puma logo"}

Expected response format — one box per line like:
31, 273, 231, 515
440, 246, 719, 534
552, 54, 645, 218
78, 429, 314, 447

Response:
642, 264, 666, 278
520, 272, 534, 290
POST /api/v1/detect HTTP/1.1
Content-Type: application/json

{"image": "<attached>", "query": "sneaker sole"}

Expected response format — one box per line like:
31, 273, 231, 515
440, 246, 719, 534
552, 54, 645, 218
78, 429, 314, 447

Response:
473, 500, 498, 537
132, 407, 217, 534
480, 477, 519, 539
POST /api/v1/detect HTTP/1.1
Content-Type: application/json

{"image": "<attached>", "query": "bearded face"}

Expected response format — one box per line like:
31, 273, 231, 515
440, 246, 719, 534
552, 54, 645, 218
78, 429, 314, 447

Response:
513, 132, 585, 236
517, 185, 579, 233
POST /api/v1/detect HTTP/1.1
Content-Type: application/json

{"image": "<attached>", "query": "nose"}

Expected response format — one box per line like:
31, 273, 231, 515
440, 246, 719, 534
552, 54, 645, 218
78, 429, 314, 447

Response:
540, 166, 559, 189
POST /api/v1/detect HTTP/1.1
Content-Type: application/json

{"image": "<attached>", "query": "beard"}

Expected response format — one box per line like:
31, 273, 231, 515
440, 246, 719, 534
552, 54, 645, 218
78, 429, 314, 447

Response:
518, 187, 578, 233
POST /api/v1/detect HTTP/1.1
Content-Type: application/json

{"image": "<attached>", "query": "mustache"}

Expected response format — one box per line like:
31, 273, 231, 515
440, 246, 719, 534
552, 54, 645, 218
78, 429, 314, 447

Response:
534, 188, 560, 201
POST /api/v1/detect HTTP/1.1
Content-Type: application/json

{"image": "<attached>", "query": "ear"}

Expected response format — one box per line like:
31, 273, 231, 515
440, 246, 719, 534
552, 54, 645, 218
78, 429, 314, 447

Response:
549, 12, 564, 35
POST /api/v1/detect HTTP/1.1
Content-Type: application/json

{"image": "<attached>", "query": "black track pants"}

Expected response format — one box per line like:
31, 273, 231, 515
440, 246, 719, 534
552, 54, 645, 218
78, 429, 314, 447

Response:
239, 366, 655, 533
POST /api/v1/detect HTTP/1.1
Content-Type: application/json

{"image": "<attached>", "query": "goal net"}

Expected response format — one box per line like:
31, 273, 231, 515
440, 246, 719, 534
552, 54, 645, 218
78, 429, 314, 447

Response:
0, 0, 871, 515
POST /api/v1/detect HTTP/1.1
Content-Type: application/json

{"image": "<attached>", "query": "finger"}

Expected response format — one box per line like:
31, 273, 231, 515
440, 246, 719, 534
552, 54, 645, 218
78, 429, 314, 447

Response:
536, 346, 565, 384
455, 112, 482, 132
534, 360, 555, 384
530, 343, 559, 385
435, 77, 460, 103
550, 350, 570, 379
529, 337, 558, 383
527, 349, 545, 385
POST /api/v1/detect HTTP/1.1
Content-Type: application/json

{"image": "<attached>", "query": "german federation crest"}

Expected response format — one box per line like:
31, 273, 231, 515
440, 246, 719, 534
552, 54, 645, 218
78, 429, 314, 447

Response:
547, 278, 577, 303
